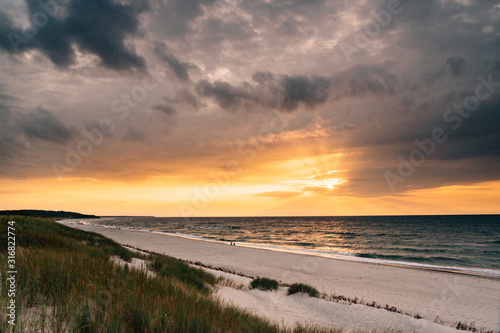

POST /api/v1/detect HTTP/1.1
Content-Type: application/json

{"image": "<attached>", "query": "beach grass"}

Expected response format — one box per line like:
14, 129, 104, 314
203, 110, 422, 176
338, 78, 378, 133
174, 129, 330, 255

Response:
250, 277, 279, 291
288, 283, 320, 298
147, 253, 217, 293
0, 216, 354, 332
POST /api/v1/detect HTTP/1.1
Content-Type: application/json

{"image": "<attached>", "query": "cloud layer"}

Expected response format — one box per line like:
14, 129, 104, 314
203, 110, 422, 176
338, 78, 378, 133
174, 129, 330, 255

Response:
0, 0, 499, 202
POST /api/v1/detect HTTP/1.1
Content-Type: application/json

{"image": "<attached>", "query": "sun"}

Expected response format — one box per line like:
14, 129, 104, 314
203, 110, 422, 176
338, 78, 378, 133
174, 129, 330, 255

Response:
306, 177, 345, 190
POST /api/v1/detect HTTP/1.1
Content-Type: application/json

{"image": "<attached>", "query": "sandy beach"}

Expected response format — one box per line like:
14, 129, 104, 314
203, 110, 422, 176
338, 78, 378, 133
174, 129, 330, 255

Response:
60, 220, 500, 333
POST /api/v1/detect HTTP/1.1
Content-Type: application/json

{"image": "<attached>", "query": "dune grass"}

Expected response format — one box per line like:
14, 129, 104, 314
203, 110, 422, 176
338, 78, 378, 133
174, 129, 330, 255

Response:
0, 215, 136, 262
288, 283, 320, 298
0, 216, 349, 333
147, 253, 217, 293
250, 277, 279, 291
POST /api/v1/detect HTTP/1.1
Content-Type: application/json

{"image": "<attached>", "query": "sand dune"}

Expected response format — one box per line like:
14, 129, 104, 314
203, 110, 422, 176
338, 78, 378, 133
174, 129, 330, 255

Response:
60, 220, 500, 332
197, 268, 460, 332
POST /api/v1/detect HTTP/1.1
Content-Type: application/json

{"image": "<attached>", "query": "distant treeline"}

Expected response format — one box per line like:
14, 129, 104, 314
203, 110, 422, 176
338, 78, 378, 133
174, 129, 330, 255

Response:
0, 210, 99, 219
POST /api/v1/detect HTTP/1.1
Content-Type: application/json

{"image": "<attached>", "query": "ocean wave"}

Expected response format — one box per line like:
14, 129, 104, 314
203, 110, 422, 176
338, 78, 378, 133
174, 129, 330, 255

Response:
325, 231, 358, 236
186, 225, 241, 230
355, 253, 464, 263
396, 248, 447, 253
296, 242, 316, 247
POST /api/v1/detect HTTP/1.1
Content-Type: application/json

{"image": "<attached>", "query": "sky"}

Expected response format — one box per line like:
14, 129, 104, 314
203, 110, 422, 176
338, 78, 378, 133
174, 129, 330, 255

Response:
0, 0, 499, 217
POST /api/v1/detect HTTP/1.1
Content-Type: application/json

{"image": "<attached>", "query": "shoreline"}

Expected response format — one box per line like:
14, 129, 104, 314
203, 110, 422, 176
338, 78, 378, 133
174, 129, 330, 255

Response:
80, 219, 500, 280
61, 219, 500, 331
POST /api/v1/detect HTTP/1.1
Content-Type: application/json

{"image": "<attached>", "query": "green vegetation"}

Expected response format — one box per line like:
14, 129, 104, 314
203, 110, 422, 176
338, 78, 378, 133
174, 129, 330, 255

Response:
0, 215, 133, 261
0, 216, 344, 332
250, 277, 279, 291
288, 283, 320, 298
0, 209, 99, 219
147, 254, 217, 293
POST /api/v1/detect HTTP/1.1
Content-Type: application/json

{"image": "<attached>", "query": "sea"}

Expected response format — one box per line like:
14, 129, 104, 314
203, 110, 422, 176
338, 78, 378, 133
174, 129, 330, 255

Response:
90, 215, 500, 277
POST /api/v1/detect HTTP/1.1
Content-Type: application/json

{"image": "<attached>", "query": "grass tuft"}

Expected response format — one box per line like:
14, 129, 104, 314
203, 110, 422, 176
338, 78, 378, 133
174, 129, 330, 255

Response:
288, 283, 320, 298
454, 321, 494, 333
250, 277, 279, 291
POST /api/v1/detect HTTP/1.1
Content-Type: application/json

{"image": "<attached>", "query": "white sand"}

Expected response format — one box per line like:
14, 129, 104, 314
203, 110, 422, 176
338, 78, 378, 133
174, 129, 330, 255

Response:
60, 220, 500, 333
196, 267, 459, 333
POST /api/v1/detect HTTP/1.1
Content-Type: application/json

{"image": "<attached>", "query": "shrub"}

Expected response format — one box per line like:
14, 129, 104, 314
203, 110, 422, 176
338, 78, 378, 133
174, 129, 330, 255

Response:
250, 278, 279, 291
288, 283, 320, 298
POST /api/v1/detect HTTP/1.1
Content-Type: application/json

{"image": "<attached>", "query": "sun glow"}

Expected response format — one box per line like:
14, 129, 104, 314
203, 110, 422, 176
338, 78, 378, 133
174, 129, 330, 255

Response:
286, 170, 347, 190
305, 177, 345, 190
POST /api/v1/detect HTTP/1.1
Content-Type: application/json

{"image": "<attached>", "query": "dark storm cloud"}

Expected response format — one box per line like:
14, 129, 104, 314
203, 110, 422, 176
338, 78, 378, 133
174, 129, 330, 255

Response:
195, 80, 248, 111
195, 72, 331, 112
0, 11, 29, 54
195, 65, 400, 112
153, 41, 191, 80
152, 104, 176, 115
281, 75, 330, 111
84, 120, 112, 138
165, 88, 205, 110
0, 0, 147, 70
0, 104, 72, 167
331, 159, 500, 197
19, 107, 74, 144
439, 94, 500, 160
343, 80, 500, 161
446, 56, 466, 76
